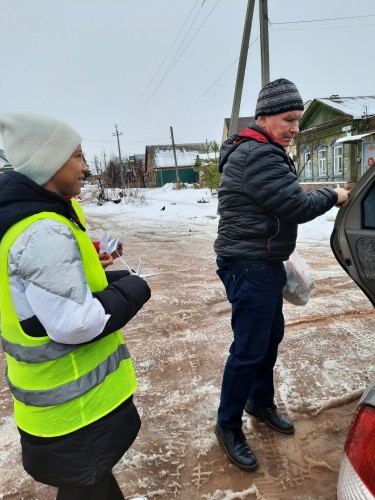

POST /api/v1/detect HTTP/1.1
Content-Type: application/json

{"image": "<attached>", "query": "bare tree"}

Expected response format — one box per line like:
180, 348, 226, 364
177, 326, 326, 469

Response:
86, 154, 146, 206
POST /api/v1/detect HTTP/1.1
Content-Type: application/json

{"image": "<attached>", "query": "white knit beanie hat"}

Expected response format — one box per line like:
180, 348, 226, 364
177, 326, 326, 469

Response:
0, 112, 82, 186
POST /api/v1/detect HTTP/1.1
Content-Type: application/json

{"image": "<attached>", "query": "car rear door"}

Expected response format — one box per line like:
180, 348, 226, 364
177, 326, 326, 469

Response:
331, 166, 375, 307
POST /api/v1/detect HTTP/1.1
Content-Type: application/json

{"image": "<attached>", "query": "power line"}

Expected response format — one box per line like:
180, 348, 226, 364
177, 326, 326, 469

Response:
87, 10, 375, 153
271, 14, 375, 25
118, 0, 207, 129
88, 1, 233, 143
155, 0, 220, 88
122, 0, 221, 131
173, 37, 260, 124
84, 34, 260, 145
271, 23, 375, 31
83, 137, 170, 143
117, 0, 201, 127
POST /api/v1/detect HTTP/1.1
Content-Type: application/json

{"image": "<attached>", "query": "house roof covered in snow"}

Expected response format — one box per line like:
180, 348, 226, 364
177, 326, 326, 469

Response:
315, 96, 375, 119
146, 143, 208, 169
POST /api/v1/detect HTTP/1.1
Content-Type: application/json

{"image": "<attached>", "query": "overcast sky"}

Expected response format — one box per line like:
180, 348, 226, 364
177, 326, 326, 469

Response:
1, 0, 374, 164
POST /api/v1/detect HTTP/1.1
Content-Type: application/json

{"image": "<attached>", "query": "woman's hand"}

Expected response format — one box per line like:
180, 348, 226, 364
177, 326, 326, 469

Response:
111, 242, 123, 260
99, 252, 114, 269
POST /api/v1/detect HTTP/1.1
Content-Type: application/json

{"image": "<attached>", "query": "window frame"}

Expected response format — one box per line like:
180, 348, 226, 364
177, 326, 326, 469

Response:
317, 145, 328, 178
302, 147, 313, 180
333, 144, 344, 176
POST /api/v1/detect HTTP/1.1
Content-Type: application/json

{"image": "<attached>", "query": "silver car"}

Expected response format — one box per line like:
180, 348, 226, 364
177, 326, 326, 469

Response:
331, 165, 375, 499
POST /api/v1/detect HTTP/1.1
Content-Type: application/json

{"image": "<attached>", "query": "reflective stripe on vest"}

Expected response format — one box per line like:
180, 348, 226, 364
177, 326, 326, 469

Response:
0, 211, 137, 437
6, 343, 130, 407
1, 336, 80, 363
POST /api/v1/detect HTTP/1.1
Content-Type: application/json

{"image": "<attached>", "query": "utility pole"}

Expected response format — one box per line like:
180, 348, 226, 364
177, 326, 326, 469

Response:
170, 126, 180, 188
112, 124, 123, 162
112, 124, 124, 188
259, 0, 270, 87
228, 0, 255, 137
363, 105, 369, 131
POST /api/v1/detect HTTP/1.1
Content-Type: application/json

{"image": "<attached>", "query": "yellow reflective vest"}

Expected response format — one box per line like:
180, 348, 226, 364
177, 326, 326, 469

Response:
0, 211, 137, 437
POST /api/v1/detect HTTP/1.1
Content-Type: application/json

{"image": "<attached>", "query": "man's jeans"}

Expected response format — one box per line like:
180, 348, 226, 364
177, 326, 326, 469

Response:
216, 258, 287, 430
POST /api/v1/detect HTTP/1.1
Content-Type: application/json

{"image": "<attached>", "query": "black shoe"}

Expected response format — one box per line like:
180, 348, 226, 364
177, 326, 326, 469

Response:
214, 423, 259, 471
244, 401, 295, 435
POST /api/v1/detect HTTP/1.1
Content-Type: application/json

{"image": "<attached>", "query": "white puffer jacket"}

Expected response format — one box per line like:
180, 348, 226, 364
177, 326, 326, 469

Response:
9, 218, 110, 344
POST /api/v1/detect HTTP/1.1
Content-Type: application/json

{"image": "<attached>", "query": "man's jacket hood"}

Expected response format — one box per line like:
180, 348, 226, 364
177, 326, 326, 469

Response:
0, 171, 84, 240
219, 124, 286, 173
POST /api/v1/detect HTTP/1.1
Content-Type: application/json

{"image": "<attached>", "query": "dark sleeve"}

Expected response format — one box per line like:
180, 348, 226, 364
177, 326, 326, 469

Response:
105, 270, 130, 284
243, 145, 338, 224
20, 273, 149, 341
20, 316, 47, 337
92, 275, 151, 340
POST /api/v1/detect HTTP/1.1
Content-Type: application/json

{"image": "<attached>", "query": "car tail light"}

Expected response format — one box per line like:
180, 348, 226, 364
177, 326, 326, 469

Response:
337, 404, 375, 499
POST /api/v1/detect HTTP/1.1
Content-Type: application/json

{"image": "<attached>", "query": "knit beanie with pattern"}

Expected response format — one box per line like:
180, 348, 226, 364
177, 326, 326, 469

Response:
255, 78, 304, 119
0, 112, 82, 186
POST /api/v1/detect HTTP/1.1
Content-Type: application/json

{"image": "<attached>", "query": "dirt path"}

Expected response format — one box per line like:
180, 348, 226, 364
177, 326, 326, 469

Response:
1, 211, 374, 500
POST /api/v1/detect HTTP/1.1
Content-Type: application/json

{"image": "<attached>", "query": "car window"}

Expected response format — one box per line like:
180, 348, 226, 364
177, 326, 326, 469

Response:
363, 184, 375, 228
331, 167, 375, 307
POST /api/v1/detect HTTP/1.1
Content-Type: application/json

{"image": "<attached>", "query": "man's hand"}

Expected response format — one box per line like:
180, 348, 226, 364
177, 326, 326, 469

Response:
334, 187, 349, 207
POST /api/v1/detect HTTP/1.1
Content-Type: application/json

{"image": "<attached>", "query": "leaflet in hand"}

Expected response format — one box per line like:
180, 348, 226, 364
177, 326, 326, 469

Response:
99, 232, 120, 255
99, 231, 158, 278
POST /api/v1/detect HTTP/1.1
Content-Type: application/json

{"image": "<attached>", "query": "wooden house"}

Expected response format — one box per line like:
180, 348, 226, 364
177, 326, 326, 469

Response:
145, 143, 208, 187
295, 96, 375, 189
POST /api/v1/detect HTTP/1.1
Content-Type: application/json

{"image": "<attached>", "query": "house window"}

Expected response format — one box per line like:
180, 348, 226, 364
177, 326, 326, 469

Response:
303, 150, 312, 178
317, 148, 327, 177
333, 145, 343, 175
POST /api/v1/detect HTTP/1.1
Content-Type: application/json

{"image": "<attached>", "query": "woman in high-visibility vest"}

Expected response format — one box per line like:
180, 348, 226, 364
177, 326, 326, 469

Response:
0, 112, 151, 500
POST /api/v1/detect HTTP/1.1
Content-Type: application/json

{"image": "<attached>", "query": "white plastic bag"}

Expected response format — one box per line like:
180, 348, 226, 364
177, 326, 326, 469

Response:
283, 249, 314, 306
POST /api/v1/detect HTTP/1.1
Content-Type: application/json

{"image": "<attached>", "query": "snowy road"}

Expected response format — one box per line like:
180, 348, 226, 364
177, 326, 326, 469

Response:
0, 186, 374, 499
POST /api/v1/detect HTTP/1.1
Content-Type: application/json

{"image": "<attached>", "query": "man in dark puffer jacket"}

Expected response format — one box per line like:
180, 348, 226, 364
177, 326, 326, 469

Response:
214, 79, 348, 471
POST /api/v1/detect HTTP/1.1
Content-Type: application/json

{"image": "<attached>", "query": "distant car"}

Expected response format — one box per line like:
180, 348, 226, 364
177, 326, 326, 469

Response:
331, 165, 375, 499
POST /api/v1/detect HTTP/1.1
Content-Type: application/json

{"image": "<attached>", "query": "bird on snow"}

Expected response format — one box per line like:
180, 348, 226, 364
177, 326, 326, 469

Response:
160, 206, 165, 211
